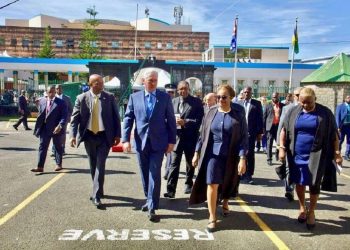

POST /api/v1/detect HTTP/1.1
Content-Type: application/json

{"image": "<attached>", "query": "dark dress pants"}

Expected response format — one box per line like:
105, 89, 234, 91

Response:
52, 123, 68, 154
339, 123, 350, 156
167, 138, 195, 194
37, 125, 63, 168
14, 113, 29, 129
245, 134, 257, 178
136, 140, 163, 210
266, 124, 279, 161
84, 131, 110, 199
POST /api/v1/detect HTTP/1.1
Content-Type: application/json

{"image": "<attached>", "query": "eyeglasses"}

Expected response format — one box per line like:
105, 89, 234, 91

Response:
216, 95, 228, 100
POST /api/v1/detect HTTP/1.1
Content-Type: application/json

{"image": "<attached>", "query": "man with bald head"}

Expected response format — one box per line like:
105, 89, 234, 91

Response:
70, 74, 121, 209
204, 92, 216, 114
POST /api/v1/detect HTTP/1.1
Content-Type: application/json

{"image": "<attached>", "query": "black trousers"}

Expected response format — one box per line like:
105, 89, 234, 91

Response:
245, 134, 257, 177
84, 131, 110, 199
166, 139, 196, 194
266, 124, 279, 161
14, 113, 29, 129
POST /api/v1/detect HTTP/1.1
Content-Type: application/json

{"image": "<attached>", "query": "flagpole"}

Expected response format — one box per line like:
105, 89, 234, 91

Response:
233, 15, 238, 93
289, 18, 298, 92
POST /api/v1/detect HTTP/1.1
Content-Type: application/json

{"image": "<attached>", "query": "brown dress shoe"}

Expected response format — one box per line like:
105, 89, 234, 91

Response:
31, 168, 44, 173
54, 166, 63, 171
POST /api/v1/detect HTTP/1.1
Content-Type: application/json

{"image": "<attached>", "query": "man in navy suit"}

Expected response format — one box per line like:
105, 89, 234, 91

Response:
336, 95, 350, 160
31, 86, 67, 173
13, 90, 31, 131
237, 86, 263, 184
122, 69, 177, 222
52, 84, 73, 156
70, 74, 121, 208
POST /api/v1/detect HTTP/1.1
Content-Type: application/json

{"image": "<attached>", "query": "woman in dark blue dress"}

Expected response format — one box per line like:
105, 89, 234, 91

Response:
279, 87, 342, 230
190, 85, 248, 232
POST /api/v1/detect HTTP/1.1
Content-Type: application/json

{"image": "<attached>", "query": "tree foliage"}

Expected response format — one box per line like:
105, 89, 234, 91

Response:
77, 19, 101, 59
37, 26, 55, 58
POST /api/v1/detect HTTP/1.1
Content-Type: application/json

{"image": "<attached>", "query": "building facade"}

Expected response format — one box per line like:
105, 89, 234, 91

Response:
0, 15, 209, 61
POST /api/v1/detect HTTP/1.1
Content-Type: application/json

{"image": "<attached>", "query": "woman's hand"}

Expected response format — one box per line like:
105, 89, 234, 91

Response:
279, 147, 286, 162
192, 152, 199, 167
238, 158, 246, 175
335, 153, 343, 165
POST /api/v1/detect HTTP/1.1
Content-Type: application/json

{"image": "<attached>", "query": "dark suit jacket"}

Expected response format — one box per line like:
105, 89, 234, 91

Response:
122, 89, 177, 152
62, 94, 73, 122
263, 102, 284, 131
335, 102, 349, 129
238, 98, 263, 136
18, 95, 29, 113
173, 95, 204, 150
283, 104, 338, 192
70, 90, 121, 148
34, 97, 67, 137
189, 103, 248, 205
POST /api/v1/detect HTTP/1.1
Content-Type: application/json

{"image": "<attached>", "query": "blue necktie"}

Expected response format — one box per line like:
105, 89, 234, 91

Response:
146, 94, 154, 117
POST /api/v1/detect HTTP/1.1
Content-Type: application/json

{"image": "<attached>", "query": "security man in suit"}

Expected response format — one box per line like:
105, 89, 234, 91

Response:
70, 74, 121, 209
13, 90, 31, 131
31, 86, 67, 173
237, 86, 263, 184
122, 69, 177, 222
164, 80, 204, 198
263, 92, 284, 165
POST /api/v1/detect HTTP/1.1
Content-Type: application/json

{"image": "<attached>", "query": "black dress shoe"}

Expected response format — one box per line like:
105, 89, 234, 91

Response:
25, 128, 32, 130
285, 192, 294, 202
92, 198, 102, 208
163, 192, 175, 199
184, 185, 192, 194
141, 204, 148, 212
267, 160, 273, 166
148, 210, 159, 222
13, 125, 18, 130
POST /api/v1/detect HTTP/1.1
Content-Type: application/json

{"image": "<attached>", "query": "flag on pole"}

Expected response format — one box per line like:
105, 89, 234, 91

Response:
230, 18, 238, 53
292, 22, 299, 54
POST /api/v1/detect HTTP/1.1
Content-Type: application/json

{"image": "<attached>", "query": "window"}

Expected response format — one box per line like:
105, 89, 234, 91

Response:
188, 43, 194, 51
268, 80, 275, 86
90, 41, 98, 48
221, 80, 228, 85
33, 39, 40, 48
10, 38, 17, 46
22, 39, 30, 47
177, 43, 183, 50
56, 40, 64, 47
199, 42, 205, 52
144, 41, 151, 49
166, 42, 173, 49
66, 38, 74, 48
111, 41, 121, 48
0, 37, 5, 46
157, 42, 162, 49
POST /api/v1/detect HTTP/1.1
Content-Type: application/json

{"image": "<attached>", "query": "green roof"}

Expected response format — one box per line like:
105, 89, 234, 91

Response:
301, 53, 350, 83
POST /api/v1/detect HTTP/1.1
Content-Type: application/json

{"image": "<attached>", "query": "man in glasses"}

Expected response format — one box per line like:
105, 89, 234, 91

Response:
164, 80, 204, 198
237, 86, 263, 184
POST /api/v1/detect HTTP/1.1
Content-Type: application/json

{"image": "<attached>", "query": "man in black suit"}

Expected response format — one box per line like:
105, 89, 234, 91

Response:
31, 86, 67, 173
13, 90, 31, 131
70, 74, 121, 208
263, 92, 284, 166
52, 84, 73, 155
237, 87, 263, 184
164, 80, 204, 198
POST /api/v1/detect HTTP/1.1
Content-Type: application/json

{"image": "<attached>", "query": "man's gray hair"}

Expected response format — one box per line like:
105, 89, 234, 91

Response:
143, 69, 158, 78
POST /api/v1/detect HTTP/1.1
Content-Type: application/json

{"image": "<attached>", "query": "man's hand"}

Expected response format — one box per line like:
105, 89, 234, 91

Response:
192, 152, 199, 167
53, 125, 62, 135
176, 118, 185, 127
70, 138, 76, 148
113, 137, 120, 146
123, 142, 131, 153
238, 158, 246, 175
166, 143, 174, 154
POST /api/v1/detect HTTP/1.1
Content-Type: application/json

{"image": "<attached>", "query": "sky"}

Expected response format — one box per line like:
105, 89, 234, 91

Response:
1, 0, 349, 60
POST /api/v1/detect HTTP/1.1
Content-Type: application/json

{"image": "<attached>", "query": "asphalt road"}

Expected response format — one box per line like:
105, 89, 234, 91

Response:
0, 121, 349, 250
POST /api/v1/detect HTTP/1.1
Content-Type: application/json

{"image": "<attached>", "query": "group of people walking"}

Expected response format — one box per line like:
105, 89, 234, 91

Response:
18, 70, 343, 232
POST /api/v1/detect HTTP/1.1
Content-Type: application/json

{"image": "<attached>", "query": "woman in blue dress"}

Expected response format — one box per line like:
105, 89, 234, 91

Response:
190, 84, 248, 232
279, 87, 342, 230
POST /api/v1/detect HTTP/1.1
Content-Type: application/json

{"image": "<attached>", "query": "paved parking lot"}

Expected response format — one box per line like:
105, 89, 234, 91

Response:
0, 121, 349, 249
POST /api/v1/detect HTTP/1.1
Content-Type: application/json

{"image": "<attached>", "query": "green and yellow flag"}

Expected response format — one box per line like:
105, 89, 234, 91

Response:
292, 22, 299, 54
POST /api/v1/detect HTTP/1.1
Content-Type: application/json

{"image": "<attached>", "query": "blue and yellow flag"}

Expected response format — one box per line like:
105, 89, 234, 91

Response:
292, 22, 299, 54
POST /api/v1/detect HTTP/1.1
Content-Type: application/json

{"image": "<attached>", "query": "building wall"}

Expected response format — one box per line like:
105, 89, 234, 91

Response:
261, 49, 289, 63
0, 26, 209, 61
